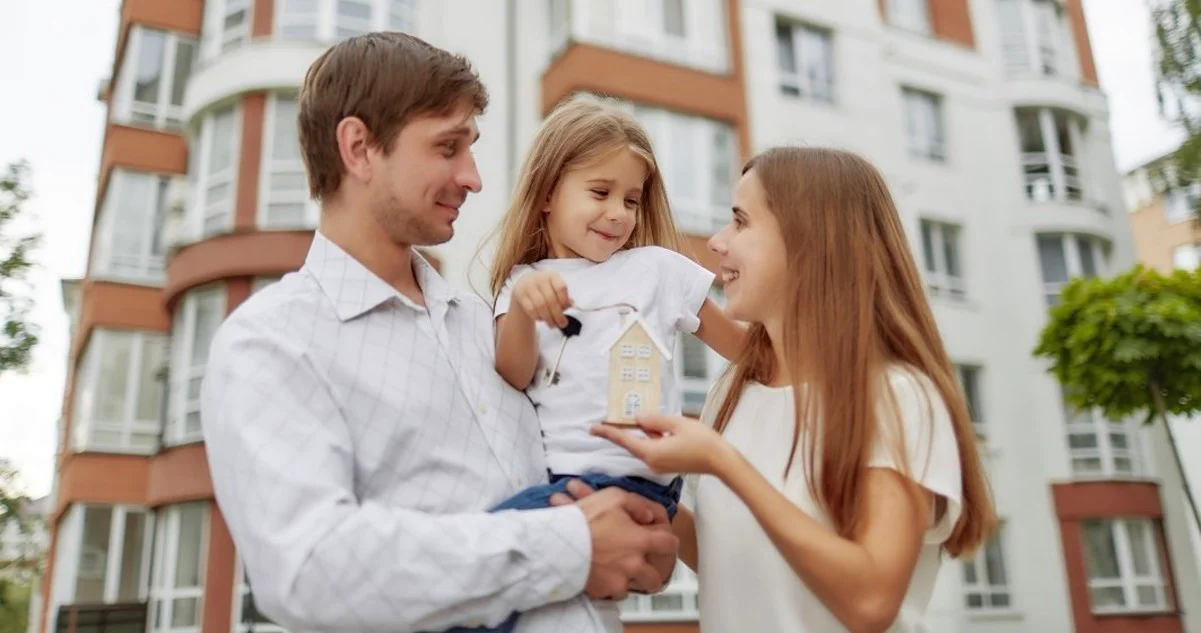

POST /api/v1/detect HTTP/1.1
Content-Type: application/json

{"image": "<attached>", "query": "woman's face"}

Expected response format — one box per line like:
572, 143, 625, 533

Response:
707, 170, 788, 325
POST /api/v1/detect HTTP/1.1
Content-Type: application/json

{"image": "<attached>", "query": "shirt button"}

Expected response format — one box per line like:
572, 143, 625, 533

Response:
478, 403, 489, 414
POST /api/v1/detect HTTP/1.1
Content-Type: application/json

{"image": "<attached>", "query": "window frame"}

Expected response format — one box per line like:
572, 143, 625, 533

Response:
954, 364, 985, 440
1017, 107, 1087, 203
559, 0, 729, 74
273, 0, 417, 43
1081, 518, 1170, 614
887, 0, 932, 35
71, 329, 168, 455
620, 561, 699, 622
1035, 232, 1107, 305
149, 502, 211, 633
902, 88, 946, 162
112, 26, 197, 131
57, 504, 154, 606
90, 169, 178, 286
258, 92, 317, 230
918, 218, 966, 301
167, 285, 227, 446
1062, 396, 1146, 479
189, 105, 242, 241
774, 19, 835, 103
961, 521, 1012, 611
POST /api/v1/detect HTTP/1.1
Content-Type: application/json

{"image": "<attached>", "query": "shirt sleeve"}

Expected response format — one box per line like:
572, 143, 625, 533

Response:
649, 247, 715, 334
200, 311, 591, 633
867, 367, 964, 545
493, 264, 534, 319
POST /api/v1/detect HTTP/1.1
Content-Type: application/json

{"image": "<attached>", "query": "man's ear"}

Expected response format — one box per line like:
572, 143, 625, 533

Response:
336, 116, 373, 185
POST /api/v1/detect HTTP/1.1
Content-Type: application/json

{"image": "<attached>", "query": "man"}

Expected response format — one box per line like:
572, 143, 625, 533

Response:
200, 32, 678, 633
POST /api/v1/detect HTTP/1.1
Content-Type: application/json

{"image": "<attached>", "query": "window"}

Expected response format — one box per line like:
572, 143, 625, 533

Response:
201, 0, 252, 60
997, 0, 1072, 77
260, 94, 316, 229
1173, 243, 1200, 270
150, 503, 209, 633
72, 330, 168, 454
775, 21, 834, 102
637, 344, 653, 359
621, 367, 634, 381
1036, 233, 1107, 305
559, 0, 728, 73
620, 561, 699, 622
1063, 397, 1143, 477
955, 364, 984, 440
90, 170, 180, 285
112, 27, 195, 131
1164, 183, 1199, 223
637, 368, 651, 382
55, 505, 152, 607
887, 0, 931, 35
232, 558, 284, 633
275, 0, 416, 43
168, 285, 226, 445
962, 523, 1011, 609
919, 219, 965, 300
190, 105, 240, 240
1082, 519, 1168, 613
620, 343, 635, 358
1017, 108, 1086, 202
903, 88, 945, 162
623, 392, 642, 419
634, 104, 737, 234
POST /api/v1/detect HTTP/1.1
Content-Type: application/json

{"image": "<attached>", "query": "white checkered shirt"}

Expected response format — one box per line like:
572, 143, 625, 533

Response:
201, 232, 622, 633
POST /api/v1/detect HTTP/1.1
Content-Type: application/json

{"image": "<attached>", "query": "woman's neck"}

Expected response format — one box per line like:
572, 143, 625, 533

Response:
764, 318, 792, 387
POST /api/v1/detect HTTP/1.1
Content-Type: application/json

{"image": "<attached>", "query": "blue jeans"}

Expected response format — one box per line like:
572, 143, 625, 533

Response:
439, 472, 683, 633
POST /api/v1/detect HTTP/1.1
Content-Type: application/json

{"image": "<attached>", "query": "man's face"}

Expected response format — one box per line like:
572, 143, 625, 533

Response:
366, 99, 482, 247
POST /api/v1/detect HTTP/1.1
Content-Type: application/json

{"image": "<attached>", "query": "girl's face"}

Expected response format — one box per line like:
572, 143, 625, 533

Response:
544, 147, 646, 262
708, 170, 788, 325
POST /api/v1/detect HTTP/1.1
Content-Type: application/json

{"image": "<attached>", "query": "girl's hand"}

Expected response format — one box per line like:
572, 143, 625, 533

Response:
591, 414, 735, 476
512, 271, 572, 328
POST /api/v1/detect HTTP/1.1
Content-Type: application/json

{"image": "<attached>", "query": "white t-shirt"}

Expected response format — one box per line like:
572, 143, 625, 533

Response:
687, 366, 963, 632
495, 246, 715, 483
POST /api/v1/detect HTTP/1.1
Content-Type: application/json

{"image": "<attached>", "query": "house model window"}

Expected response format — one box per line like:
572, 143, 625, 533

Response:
602, 310, 673, 425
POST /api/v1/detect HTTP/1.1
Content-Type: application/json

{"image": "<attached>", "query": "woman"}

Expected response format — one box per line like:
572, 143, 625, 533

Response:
591, 146, 997, 632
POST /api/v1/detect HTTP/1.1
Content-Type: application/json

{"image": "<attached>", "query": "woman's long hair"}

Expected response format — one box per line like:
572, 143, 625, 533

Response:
711, 146, 996, 556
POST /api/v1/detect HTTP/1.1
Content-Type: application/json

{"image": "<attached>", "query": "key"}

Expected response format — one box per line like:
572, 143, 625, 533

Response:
544, 315, 582, 386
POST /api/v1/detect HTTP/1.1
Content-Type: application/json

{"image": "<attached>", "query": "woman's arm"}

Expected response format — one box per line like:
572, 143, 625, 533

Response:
672, 506, 699, 572
692, 298, 746, 361
714, 450, 929, 633
494, 311, 539, 390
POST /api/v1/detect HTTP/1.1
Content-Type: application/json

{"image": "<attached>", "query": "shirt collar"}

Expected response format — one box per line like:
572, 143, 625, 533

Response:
303, 231, 459, 322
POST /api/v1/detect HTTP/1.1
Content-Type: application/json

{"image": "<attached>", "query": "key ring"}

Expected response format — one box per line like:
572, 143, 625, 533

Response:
543, 303, 640, 387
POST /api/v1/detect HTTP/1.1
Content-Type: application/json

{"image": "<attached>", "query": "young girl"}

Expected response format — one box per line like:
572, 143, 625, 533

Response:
447, 97, 744, 633
594, 146, 998, 632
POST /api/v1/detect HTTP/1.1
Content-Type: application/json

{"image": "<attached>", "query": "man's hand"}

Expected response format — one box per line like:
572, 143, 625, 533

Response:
552, 482, 679, 598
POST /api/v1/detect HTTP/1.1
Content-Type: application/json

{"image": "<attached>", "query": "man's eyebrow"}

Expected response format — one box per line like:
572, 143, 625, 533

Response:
440, 125, 479, 143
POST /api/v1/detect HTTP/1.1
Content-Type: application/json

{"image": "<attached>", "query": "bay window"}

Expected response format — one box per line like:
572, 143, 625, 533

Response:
167, 285, 226, 445
903, 88, 945, 162
112, 27, 196, 131
547, 0, 729, 74
620, 561, 698, 622
149, 503, 209, 633
274, 0, 416, 43
201, 0, 253, 61
189, 105, 241, 240
634, 105, 737, 234
53, 505, 152, 607
72, 329, 167, 455
259, 94, 316, 229
1035, 232, 1107, 305
962, 522, 1011, 609
775, 20, 835, 103
90, 170, 179, 285
996, 0, 1078, 78
1082, 518, 1169, 613
1017, 108, 1086, 203
1063, 397, 1143, 478
919, 219, 965, 300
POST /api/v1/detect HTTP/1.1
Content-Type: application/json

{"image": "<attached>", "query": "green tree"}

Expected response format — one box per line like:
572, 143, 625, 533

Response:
0, 460, 36, 633
1033, 265, 1201, 534
0, 160, 40, 373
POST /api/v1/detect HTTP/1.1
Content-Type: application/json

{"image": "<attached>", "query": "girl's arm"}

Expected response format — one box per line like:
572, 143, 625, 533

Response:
494, 311, 539, 390
712, 449, 929, 633
692, 298, 746, 361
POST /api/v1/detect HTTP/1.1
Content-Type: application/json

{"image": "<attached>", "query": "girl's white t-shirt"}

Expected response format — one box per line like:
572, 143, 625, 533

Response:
686, 366, 964, 633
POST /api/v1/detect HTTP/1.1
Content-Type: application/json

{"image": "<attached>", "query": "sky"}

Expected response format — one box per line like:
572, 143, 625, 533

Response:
0, 0, 1191, 498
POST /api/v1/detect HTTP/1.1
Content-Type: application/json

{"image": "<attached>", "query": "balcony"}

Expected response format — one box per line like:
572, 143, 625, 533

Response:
54, 602, 148, 633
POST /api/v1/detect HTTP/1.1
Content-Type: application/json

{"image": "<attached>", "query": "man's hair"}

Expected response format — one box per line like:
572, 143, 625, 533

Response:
297, 32, 489, 199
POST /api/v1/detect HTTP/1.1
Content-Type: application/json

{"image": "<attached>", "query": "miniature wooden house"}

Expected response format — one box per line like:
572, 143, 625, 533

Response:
602, 311, 672, 426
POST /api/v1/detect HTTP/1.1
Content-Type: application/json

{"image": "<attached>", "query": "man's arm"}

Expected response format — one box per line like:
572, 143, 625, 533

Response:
200, 314, 592, 633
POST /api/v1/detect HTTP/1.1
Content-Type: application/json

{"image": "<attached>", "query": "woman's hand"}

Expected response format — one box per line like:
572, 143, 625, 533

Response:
591, 414, 736, 476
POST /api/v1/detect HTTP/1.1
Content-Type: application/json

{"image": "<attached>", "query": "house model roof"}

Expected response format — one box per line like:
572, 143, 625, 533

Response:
597, 311, 673, 361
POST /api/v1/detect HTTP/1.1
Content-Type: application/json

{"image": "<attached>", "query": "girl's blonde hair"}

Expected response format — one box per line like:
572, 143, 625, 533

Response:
488, 95, 684, 298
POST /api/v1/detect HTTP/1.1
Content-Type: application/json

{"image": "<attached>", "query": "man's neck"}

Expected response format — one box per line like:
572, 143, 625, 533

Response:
318, 204, 424, 306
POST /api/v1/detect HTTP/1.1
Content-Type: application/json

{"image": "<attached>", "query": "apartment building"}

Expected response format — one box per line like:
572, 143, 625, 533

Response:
1123, 151, 1201, 273
39, 1, 1201, 633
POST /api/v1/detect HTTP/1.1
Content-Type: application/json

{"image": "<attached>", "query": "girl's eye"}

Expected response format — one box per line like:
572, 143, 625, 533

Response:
591, 189, 609, 197
625, 198, 638, 208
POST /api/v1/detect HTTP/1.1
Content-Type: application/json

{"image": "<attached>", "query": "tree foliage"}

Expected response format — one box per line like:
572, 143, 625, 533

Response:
0, 160, 40, 373
1033, 264, 1201, 532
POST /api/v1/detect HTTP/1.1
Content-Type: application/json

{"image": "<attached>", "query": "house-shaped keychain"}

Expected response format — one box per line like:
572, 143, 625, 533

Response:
599, 308, 672, 427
